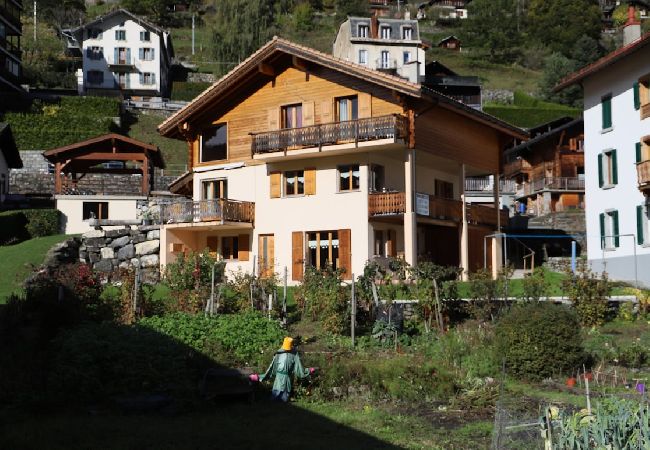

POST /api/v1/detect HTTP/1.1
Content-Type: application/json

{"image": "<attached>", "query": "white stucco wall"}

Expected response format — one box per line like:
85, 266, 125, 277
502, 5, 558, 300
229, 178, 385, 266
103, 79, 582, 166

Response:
582, 49, 650, 286
56, 195, 144, 235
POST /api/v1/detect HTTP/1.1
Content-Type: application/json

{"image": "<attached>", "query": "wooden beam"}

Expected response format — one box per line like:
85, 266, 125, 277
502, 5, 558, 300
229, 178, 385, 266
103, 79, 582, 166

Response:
54, 162, 62, 194
258, 62, 275, 77
70, 168, 143, 175
292, 56, 309, 72
71, 153, 147, 161
142, 159, 149, 195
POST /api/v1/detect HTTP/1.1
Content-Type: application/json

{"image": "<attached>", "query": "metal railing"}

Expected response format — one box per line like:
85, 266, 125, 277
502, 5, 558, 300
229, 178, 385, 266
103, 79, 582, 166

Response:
465, 177, 517, 193
638, 160, 650, 188
160, 199, 254, 224
251, 114, 408, 155
518, 177, 585, 196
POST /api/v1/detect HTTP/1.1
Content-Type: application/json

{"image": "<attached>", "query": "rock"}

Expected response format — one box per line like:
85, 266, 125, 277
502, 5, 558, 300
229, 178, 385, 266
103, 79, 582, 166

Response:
130, 258, 141, 268
117, 244, 135, 260
82, 229, 105, 239
136, 240, 159, 255
146, 229, 160, 240
89, 253, 101, 263
105, 228, 129, 238
139, 254, 159, 268
94, 259, 113, 273
110, 235, 131, 248
132, 235, 145, 244
119, 261, 129, 269
139, 225, 160, 232
85, 237, 107, 247
101, 247, 115, 260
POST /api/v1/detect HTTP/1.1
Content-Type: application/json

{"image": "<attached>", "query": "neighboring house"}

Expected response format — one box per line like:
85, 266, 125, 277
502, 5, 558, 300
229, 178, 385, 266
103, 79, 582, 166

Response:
42, 134, 165, 234
0, 0, 23, 92
0, 123, 22, 204
68, 9, 174, 98
333, 15, 426, 84
421, 61, 481, 109
156, 37, 526, 284
504, 117, 585, 217
437, 35, 461, 51
555, 17, 650, 286
416, 1, 470, 20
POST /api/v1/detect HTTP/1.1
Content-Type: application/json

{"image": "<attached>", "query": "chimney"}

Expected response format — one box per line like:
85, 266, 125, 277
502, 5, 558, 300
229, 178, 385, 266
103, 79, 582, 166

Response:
370, 15, 379, 39
624, 5, 642, 46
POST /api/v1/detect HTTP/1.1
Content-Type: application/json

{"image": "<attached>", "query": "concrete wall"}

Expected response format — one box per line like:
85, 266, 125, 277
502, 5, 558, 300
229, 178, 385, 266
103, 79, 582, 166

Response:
56, 195, 144, 234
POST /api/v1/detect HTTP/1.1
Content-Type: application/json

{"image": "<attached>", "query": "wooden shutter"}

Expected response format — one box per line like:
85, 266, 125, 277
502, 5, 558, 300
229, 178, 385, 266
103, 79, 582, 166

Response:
613, 210, 620, 248
338, 229, 352, 280
598, 154, 604, 188
292, 231, 304, 281
358, 93, 372, 118
304, 167, 316, 195
270, 171, 281, 198
599, 213, 605, 249
321, 100, 333, 124
611, 150, 618, 185
637, 142, 642, 164
637, 205, 645, 245
303, 101, 315, 126
238, 234, 250, 261
387, 229, 397, 257
634, 82, 641, 110
267, 108, 279, 130
602, 96, 612, 129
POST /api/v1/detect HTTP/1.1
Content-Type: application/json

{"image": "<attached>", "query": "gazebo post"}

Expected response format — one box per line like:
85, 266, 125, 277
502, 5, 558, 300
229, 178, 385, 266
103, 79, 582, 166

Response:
54, 162, 62, 194
142, 157, 149, 196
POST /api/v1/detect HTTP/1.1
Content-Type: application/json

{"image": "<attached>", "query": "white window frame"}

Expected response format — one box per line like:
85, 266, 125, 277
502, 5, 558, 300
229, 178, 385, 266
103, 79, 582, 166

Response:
380, 50, 390, 69
403, 51, 411, 64
402, 26, 413, 40
380, 26, 391, 40
358, 49, 368, 65
603, 210, 617, 250
600, 149, 617, 188
358, 24, 369, 38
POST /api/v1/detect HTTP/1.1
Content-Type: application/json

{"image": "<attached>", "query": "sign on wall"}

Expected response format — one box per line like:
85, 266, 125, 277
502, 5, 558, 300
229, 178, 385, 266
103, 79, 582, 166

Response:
415, 192, 429, 216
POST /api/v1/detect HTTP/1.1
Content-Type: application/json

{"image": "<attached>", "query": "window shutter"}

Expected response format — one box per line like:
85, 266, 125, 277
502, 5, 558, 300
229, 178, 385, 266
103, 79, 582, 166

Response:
126, 48, 131, 64
238, 234, 250, 261
358, 93, 372, 118
292, 231, 304, 281
387, 229, 397, 257
304, 167, 316, 195
338, 229, 352, 280
602, 97, 612, 129
114, 47, 118, 64
302, 101, 315, 126
267, 108, 279, 130
115, 30, 119, 40
613, 210, 620, 247
139, 73, 144, 84
139, 48, 144, 60
151, 48, 155, 60
634, 82, 641, 110
600, 213, 605, 249
637, 142, 643, 164
598, 153, 604, 188
612, 149, 618, 185
152, 73, 156, 85
270, 171, 281, 198
637, 205, 645, 245
321, 100, 333, 124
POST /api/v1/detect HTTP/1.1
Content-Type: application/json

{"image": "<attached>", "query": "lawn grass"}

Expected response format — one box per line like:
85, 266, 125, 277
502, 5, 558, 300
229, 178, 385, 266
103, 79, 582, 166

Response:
0, 235, 69, 302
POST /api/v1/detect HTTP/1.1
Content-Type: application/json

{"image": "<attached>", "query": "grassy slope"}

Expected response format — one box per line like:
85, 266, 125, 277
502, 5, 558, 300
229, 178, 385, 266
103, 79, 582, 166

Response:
124, 112, 188, 169
0, 235, 68, 302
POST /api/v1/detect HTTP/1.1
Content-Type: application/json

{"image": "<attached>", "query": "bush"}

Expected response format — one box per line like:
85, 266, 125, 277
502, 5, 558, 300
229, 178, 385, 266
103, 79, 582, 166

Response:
563, 261, 610, 327
495, 302, 584, 380
466, 268, 512, 322
520, 267, 550, 301
295, 266, 350, 334
0, 209, 60, 244
0, 211, 28, 244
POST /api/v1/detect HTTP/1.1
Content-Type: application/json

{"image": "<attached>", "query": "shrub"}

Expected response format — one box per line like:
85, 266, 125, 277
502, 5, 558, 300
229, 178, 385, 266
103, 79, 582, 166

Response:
563, 261, 610, 327
0, 209, 60, 244
0, 211, 28, 244
495, 302, 584, 380
520, 267, 550, 301
466, 268, 512, 322
295, 266, 350, 334
412, 262, 461, 333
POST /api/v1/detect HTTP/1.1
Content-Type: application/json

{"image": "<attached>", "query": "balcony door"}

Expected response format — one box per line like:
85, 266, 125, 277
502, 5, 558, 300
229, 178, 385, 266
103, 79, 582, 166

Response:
281, 104, 302, 129
336, 96, 358, 122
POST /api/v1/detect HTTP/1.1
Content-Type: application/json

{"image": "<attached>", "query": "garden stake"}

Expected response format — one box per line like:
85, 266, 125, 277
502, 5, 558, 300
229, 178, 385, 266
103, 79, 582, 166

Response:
351, 274, 356, 348
283, 266, 287, 318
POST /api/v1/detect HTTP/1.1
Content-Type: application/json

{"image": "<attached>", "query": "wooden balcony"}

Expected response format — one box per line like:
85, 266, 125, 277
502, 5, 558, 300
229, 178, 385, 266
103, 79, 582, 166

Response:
637, 160, 650, 192
466, 204, 509, 228
516, 177, 585, 197
641, 103, 650, 121
368, 191, 406, 216
504, 159, 531, 177
160, 199, 255, 225
251, 114, 408, 157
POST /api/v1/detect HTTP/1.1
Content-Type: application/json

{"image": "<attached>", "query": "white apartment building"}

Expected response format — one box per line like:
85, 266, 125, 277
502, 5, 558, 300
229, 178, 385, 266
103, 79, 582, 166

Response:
333, 16, 426, 84
556, 23, 650, 287
70, 9, 173, 98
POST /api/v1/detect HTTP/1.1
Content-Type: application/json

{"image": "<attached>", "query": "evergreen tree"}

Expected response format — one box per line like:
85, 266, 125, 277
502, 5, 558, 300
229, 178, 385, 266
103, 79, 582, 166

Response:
539, 53, 582, 107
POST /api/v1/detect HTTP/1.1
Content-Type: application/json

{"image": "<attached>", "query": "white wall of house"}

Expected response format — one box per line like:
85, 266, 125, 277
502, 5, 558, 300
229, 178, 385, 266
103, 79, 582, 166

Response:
582, 49, 650, 287
56, 195, 144, 234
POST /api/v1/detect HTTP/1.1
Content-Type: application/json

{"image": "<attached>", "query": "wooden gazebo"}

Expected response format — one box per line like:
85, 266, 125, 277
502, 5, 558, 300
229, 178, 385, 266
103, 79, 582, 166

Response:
43, 134, 165, 196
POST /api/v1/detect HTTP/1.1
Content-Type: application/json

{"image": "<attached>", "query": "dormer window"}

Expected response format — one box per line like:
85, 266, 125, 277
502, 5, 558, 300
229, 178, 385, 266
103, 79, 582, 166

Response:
402, 27, 412, 40
380, 26, 391, 40
358, 24, 369, 38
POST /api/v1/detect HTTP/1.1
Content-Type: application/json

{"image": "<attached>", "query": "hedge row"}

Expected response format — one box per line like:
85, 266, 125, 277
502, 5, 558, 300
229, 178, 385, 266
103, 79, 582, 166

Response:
483, 105, 580, 129
0, 209, 60, 245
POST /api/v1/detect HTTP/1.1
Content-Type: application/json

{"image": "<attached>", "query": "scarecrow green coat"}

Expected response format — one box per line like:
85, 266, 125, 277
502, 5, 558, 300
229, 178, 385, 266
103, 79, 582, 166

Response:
260, 350, 310, 394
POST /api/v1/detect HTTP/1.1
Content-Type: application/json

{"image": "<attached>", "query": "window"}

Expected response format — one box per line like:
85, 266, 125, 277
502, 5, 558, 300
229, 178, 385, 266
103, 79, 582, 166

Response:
403, 51, 411, 64
380, 26, 391, 39
86, 46, 103, 60
307, 231, 339, 270
602, 94, 612, 130
435, 179, 454, 199
598, 149, 618, 188
281, 104, 302, 129
284, 170, 305, 196
83, 202, 108, 220
600, 210, 619, 249
200, 123, 228, 162
338, 164, 360, 191
370, 164, 385, 192
221, 236, 239, 260
374, 230, 386, 257
358, 49, 368, 65
87, 70, 104, 85
402, 27, 412, 40
115, 71, 129, 89
140, 30, 151, 41
637, 203, 650, 245
358, 24, 369, 38
140, 72, 156, 85
336, 95, 358, 121
139, 47, 155, 61
114, 47, 130, 64
202, 179, 227, 200
88, 28, 102, 39
380, 50, 390, 69
115, 30, 126, 41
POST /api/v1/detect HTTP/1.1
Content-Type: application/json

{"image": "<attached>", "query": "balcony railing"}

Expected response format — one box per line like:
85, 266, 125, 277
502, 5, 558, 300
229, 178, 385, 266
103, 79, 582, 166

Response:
251, 114, 408, 155
369, 191, 405, 215
464, 177, 517, 194
467, 204, 509, 228
517, 177, 585, 197
160, 199, 255, 225
637, 160, 650, 190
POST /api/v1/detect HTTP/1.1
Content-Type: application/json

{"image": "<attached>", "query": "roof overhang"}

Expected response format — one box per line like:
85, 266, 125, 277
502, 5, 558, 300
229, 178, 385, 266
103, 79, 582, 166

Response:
0, 123, 22, 169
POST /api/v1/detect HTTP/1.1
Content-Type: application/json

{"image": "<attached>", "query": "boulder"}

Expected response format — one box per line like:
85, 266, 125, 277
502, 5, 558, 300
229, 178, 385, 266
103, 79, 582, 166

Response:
146, 229, 160, 240
140, 254, 159, 268
89, 253, 101, 263
85, 237, 107, 247
101, 247, 115, 260
119, 261, 129, 270
136, 240, 159, 256
132, 235, 145, 244
82, 229, 105, 239
105, 228, 130, 238
117, 244, 135, 260
130, 258, 141, 268
110, 235, 131, 248
94, 259, 113, 273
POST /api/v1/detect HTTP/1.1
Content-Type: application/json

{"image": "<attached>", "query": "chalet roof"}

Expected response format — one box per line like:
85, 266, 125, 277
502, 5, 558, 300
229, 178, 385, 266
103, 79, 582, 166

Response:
437, 35, 460, 45
555, 31, 650, 91
505, 117, 583, 157
72, 8, 167, 37
43, 133, 165, 169
0, 123, 22, 169
168, 171, 193, 195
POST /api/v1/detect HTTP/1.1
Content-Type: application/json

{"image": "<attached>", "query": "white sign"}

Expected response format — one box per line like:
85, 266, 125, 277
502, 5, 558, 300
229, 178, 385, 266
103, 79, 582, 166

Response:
415, 193, 429, 216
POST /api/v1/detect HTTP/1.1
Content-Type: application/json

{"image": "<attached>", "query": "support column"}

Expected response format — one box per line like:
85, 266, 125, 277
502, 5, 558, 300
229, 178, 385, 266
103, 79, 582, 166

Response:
54, 162, 62, 194
141, 158, 149, 195
459, 164, 469, 280
493, 173, 501, 230
491, 235, 503, 279
404, 148, 417, 267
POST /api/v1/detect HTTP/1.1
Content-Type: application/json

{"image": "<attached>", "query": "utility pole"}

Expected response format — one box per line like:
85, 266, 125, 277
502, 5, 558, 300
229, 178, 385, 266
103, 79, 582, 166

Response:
192, 13, 195, 56
33, 1, 37, 42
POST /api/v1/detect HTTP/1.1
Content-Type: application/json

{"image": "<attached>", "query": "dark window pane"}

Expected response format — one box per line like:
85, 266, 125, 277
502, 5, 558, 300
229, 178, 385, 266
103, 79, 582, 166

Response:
202, 124, 228, 162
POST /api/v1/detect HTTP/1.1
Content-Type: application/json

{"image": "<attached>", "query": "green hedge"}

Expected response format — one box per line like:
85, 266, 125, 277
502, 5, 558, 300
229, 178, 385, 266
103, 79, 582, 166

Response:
171, 81, 212, 102
0, 209, 60, 244
483, 106, 580, 128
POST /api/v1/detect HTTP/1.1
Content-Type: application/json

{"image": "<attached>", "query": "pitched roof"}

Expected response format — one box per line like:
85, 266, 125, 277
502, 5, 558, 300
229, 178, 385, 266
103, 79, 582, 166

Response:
437, 35, 460, 45
505, 117, 583, 157
73, 8, 167, 37
555, 31, 650, 91
0, 123, 22, 169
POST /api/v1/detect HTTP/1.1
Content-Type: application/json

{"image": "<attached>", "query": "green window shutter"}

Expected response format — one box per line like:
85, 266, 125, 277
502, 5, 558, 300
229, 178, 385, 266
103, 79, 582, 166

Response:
611, 150, 618, 185
602, 96, 612, 129
634, 82, 641, 110
598, 153, 604, 187
600, 213, 605, 249
637, 205, 645, 245
613, 210, 620, 248
637, 142, 642, 164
